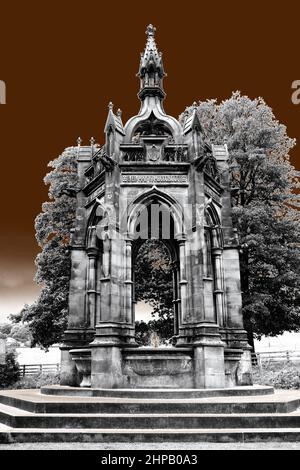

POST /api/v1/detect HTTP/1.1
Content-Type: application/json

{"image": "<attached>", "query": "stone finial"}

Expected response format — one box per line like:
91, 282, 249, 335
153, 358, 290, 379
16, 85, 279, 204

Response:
117, 108, 122, 117
90, 137, 95, 146
77, 137, 82, 146
146, 24, 156, 38
108, 101, 113, 111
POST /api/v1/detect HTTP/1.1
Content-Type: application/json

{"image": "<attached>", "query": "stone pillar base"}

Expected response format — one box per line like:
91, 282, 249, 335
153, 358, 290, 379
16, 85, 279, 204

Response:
193, 343, 225, 388
60, 347, 78, 386
237, 347, 253, 385
220, 328, 253, 386
59, 328, 95, 386
90, 345, 124, 388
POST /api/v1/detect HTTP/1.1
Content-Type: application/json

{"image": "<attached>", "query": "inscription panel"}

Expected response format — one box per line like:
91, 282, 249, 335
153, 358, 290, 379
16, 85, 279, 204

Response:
122, 174, 188, 184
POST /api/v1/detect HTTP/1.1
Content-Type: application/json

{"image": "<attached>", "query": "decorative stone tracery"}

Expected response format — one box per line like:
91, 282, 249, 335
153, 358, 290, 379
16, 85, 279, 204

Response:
60, 25, 253, 389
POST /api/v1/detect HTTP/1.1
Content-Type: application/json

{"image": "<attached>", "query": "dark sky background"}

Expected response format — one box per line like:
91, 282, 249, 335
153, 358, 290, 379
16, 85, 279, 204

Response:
0, 1, 300, 321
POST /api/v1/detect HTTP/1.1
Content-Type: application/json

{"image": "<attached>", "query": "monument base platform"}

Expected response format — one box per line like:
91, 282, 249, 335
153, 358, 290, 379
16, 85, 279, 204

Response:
41, 384, 273, 399
0, 386, 300, 443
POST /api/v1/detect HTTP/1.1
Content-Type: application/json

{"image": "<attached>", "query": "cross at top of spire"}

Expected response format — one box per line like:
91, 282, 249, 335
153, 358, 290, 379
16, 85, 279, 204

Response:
139, 24, 164, 76
146, 24, 156, 37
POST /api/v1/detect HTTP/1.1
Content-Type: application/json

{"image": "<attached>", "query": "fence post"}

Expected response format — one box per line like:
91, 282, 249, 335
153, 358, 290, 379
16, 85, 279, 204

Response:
286, 351, 290, 363
257, 353, 262, 377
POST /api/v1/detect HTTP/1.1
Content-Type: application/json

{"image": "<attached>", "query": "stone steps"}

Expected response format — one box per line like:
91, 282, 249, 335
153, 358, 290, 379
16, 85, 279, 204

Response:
0, 390, 299, 414
1, 427, 300, 444
41, 385, 274, 399
0, 403, 300, 429
0, 388, 300, 443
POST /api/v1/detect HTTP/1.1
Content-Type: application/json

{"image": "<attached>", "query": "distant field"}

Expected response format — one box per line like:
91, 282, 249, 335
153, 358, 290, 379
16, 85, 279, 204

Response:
254, 332, 300, 352
15, 347, 60, 365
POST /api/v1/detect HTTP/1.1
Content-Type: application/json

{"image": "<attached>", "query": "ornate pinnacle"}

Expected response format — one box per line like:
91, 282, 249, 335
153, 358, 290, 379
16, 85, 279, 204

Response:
146, 24, 156, 38
77, 137, 82, 146
138, 24, 165, 97
108, 101, 113, 110
90, 137, 95, 145
117, 108, 122, 117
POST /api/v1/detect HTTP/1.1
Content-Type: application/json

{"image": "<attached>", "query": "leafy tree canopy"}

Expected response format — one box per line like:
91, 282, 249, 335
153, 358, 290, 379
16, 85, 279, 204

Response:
13, 147, 79, 348
134, 240, 174, 320
180, 92, 300, 343
134, 240, 175, 343
15, 93, 300, 348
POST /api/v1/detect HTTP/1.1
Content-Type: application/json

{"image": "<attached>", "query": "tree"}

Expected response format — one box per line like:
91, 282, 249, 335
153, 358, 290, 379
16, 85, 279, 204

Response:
180, 92, 300, 347
135, 320, 151, 345
134, 240, 175, 343
0, 323, 13, 338
15, 94, 300, 349
134, 240, 173, 318
9, 324, 32, 345
0, 352, 19, 389
14, 147, 79, 348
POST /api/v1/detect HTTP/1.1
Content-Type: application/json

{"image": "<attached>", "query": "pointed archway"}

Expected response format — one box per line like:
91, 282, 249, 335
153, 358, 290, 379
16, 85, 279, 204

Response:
127, 194, 182, 343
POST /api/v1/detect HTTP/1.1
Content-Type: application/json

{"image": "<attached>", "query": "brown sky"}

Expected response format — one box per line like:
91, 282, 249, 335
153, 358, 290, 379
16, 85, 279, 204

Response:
0, 1, 300, 321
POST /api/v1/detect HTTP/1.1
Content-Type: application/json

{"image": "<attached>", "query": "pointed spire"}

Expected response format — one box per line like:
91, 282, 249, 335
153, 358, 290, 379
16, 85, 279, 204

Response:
141, 24, 160, 66
182, 104, 202, 135
137, 24, 166, 101
104, 102, 125, 136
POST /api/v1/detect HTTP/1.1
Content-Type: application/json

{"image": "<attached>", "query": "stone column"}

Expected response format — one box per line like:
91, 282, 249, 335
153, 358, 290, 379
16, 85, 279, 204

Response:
211, 228, 224, 327
86, 247, 98, 328
90, 234, 136, 388
125, 239, 134, 324
178, 240, 187, 326
192, 228, 225, 388
60, 247, 93, 386
172, 264, 179, 335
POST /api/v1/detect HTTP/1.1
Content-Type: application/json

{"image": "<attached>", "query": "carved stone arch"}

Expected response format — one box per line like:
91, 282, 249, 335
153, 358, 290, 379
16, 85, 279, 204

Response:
106, 125, 115, 157
204, 202, 220, 226
204, 203, 223, 249
85, 201, 107, 248
125, 186, 186, 239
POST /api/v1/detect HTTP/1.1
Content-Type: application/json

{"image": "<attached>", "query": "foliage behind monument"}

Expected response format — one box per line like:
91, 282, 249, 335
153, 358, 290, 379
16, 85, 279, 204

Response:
16, 94, 300, 348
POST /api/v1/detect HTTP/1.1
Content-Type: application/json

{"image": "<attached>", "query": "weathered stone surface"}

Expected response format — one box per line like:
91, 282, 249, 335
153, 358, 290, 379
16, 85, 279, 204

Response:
91, 346, 124, 389
1, 388, 300, 444
60, 25, 252, 389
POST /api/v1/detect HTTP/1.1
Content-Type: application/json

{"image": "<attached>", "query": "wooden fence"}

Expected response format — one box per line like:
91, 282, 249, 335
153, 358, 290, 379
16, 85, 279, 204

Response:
252, 350, 300, 367
18, 363, 60, 377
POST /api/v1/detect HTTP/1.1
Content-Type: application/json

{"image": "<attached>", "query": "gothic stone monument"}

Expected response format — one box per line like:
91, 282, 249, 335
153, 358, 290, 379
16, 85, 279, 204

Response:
60, 25, 253, 390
